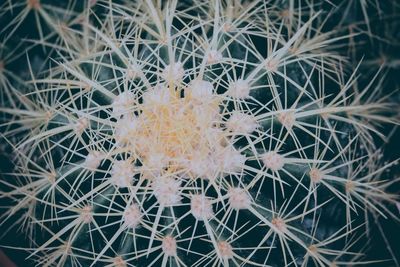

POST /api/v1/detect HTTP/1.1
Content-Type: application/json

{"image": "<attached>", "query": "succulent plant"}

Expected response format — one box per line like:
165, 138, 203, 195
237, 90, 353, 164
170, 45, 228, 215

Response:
0, 1, 399, 266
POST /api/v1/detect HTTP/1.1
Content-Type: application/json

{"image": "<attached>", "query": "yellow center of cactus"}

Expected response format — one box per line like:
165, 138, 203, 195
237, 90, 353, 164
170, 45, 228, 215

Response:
113, 84, 244, 179
140, 91, 220, 158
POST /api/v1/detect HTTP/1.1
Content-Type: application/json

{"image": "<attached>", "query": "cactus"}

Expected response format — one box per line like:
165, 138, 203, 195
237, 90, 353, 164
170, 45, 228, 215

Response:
0, 1, 399, 266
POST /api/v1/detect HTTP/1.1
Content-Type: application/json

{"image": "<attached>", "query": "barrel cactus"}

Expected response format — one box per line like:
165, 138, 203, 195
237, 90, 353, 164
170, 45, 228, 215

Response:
0, 1, 399, 266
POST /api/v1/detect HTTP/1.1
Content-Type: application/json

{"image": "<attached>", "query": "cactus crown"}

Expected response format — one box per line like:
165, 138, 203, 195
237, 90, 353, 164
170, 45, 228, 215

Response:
0, 0, 399, 266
